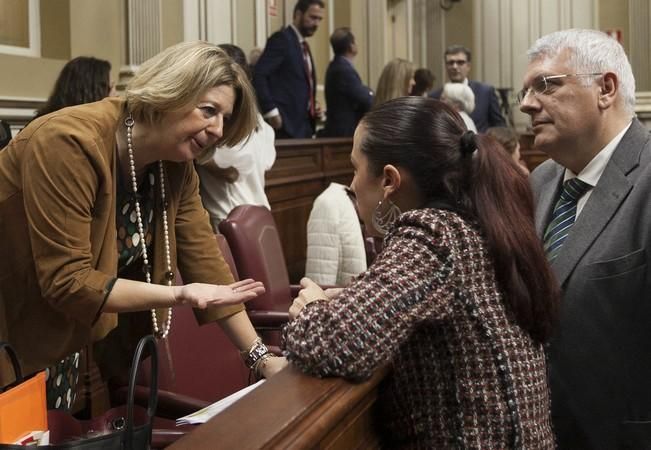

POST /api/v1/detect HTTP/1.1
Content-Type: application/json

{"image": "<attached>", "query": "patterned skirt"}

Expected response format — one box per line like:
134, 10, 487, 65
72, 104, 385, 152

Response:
45, 352, 80, 411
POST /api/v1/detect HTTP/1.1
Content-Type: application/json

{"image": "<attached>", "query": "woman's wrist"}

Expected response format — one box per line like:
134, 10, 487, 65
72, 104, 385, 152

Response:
171, 285, 181, 307
240, 337, 271, 370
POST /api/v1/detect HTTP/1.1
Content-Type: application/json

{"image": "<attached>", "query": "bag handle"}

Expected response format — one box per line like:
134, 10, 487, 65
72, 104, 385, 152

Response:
124, 335, 158, 450
0, 342, 23, 391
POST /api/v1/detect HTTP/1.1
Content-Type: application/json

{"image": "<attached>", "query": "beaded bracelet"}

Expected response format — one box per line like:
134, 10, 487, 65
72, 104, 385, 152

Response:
240, 337, 271, 370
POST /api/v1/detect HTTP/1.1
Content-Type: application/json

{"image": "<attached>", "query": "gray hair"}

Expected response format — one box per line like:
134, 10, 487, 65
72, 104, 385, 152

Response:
527, 29, 635, 115
442, 82, 475, 113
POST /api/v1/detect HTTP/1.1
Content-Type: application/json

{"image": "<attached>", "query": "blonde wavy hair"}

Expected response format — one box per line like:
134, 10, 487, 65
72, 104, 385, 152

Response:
374, 58, 414, 107
126, 41, 258, 148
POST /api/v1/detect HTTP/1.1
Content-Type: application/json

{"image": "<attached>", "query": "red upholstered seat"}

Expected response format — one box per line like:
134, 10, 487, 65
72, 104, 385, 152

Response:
113, 235, 251, 448
218, 205, 293, 346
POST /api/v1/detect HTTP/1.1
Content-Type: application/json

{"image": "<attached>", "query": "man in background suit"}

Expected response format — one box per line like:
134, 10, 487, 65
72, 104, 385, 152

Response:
253, 0, 324, 138
429, 45, 505, 132
520, 29, 651, 449
321, 28, 373, 137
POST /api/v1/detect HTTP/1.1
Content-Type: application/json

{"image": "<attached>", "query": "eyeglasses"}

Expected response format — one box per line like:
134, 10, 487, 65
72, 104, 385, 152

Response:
516, 73, 602, 104
446, 59, 468, 67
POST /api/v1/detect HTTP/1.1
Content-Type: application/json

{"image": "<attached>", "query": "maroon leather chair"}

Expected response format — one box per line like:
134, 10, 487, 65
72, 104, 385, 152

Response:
113, 234, 251, 448
218, 205, 294, 346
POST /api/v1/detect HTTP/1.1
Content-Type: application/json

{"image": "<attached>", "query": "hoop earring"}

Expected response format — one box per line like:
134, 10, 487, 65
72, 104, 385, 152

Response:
371, 198, 401, 235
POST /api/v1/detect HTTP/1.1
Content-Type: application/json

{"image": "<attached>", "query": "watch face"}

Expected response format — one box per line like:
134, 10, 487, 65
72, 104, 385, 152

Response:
245, 342, 270, 368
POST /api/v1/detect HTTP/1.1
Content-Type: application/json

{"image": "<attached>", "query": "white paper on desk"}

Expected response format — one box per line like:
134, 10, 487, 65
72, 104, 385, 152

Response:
176, 379, 266, 426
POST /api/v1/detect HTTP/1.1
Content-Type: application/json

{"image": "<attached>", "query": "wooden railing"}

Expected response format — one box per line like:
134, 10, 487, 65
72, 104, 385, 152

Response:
168, 365, 388, 450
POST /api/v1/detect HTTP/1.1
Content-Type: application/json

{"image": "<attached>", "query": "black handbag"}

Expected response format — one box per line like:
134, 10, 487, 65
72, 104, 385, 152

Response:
0, 334, 158, 449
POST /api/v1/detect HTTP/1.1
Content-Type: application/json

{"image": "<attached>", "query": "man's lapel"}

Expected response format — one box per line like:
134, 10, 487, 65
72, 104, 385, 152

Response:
550, 119, 646, 286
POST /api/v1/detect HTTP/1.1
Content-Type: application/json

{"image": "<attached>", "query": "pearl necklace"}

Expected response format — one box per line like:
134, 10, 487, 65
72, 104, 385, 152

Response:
125, 114, 174, 338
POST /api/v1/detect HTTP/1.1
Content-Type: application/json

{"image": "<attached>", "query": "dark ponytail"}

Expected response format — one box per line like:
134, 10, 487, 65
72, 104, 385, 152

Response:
360, 96, 559, 343
469, 133, 559, 343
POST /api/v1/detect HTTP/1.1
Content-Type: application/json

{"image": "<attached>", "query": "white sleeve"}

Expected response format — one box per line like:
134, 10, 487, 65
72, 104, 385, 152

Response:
304, 194, 339, 285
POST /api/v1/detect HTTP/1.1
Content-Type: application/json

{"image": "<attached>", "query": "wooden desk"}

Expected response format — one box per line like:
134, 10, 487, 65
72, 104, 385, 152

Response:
266, 138, 354, 284
168, 365, 387, 450
519, 132, 548, 171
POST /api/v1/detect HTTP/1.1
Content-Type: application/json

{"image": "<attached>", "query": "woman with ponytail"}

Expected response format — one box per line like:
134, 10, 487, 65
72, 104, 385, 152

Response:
283, 96, 558, 448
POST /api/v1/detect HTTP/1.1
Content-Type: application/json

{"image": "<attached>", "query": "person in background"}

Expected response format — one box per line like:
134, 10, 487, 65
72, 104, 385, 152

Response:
441, 82, 478, 132
0, 120, 11, 149
519, 28, 651, 449
486, 126, 529, 175
304, 183, 367, 285
430, 45, 505, 132
410, 67, 434, 97
373, 58, 415, 107
321, 27, 373, 137
34, 56, 116, 120
248, 47, 263, 70
0, 41, 286, 411
196, 44, 276, 231
253, 0, 325, 138
283, 96, 559, 448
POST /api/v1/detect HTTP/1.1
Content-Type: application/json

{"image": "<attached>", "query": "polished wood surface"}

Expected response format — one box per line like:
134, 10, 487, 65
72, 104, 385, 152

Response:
266, 138, 354, 284
169, 365, 387, 450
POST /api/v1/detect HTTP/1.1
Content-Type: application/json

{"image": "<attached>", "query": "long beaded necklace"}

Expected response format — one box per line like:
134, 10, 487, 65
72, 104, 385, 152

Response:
125, 114, 174, 338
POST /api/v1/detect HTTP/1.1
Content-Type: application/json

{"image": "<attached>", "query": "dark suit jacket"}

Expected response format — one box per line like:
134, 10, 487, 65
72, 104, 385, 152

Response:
253, 26, 316, 139
430, 80, 505, 132
530, 119, 651, 450
321, 56, 373, 137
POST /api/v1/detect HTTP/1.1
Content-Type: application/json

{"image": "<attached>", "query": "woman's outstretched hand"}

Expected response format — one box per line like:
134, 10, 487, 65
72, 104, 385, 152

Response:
174, 278, 265, 309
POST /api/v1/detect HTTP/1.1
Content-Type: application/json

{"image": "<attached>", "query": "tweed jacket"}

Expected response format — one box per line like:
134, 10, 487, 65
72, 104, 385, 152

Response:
0, 97, 242, 379
283, 208, 554, 449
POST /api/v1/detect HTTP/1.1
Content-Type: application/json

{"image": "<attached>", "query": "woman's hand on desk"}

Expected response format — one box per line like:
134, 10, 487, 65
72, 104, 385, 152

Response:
174, 278, 265, 309
258, 356, 288, 378
289, 277, 329, 320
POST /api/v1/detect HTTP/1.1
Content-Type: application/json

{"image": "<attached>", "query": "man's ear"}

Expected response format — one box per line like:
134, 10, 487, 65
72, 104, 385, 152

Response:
598, 72, 618, 109
382, 164, 401, 199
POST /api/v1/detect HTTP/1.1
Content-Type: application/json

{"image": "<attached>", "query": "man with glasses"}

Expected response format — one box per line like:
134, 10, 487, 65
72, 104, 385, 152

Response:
429, 45, 505, 131
520, 29, 651, 449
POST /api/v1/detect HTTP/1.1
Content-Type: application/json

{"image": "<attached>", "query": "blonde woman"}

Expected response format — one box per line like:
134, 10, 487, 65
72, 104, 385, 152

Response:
0, 41, 285, 410
374, 58, 415, 107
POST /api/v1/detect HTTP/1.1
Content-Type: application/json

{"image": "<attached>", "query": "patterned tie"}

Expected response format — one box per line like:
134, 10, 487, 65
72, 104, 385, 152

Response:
301, 41, 315, 118
543, 178, 592, 261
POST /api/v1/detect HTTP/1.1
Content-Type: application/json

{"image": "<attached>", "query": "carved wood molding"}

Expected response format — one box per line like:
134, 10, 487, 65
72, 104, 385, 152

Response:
0, 97, 44, 127
0, 98, 45, 110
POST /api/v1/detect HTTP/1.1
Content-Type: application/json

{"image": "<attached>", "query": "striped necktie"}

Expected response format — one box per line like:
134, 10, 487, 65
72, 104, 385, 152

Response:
301, 41, 315, 118
543, 178, 592, 261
